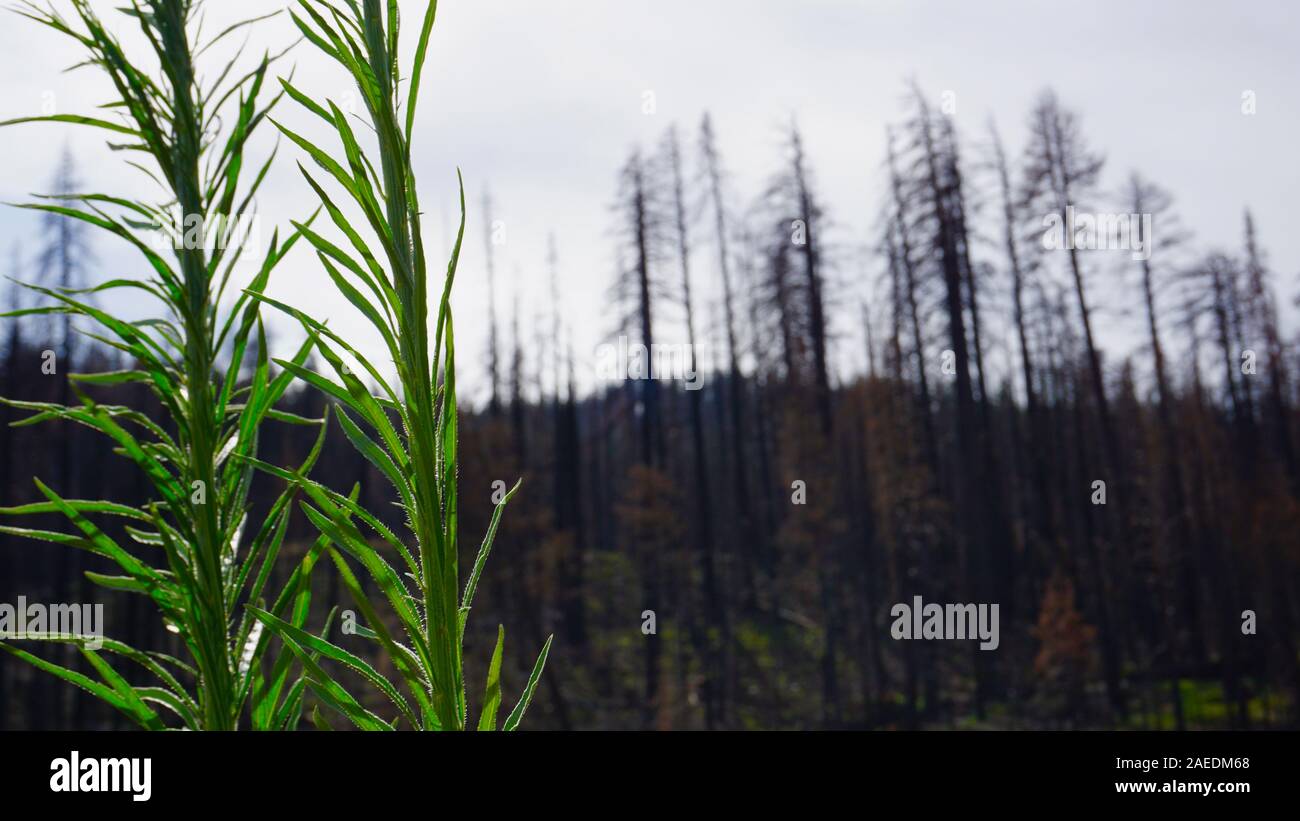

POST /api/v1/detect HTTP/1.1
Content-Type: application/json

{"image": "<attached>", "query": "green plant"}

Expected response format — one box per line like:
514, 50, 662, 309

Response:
0, 0, 329, 730
245, 0, 551, 730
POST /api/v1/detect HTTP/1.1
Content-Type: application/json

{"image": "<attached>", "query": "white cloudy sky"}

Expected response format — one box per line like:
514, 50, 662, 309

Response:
0, 0, 1296, 405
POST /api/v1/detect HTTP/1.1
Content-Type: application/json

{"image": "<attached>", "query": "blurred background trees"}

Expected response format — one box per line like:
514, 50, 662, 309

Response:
3, 85, 1299, 730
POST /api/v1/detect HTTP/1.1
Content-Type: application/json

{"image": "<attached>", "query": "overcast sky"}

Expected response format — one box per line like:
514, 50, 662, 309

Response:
1, 0, 1296, 405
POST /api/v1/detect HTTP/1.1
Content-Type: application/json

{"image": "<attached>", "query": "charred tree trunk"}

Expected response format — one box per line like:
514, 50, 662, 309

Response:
915, 93, 988, 717
992, 123, 1056, 556
886, 133, 939, 476
667, 127, 723, 728
702, 113, 756, 641
483, 190, 502, 418
790, 126, 833, 439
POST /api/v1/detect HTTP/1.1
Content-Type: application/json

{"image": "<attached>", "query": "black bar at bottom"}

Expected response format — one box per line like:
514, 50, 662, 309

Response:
0, 729, 1286, 809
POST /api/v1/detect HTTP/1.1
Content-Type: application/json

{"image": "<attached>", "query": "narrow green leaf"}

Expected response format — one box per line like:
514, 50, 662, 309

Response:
477, 624, 505, 731
503, 635, 553, 731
